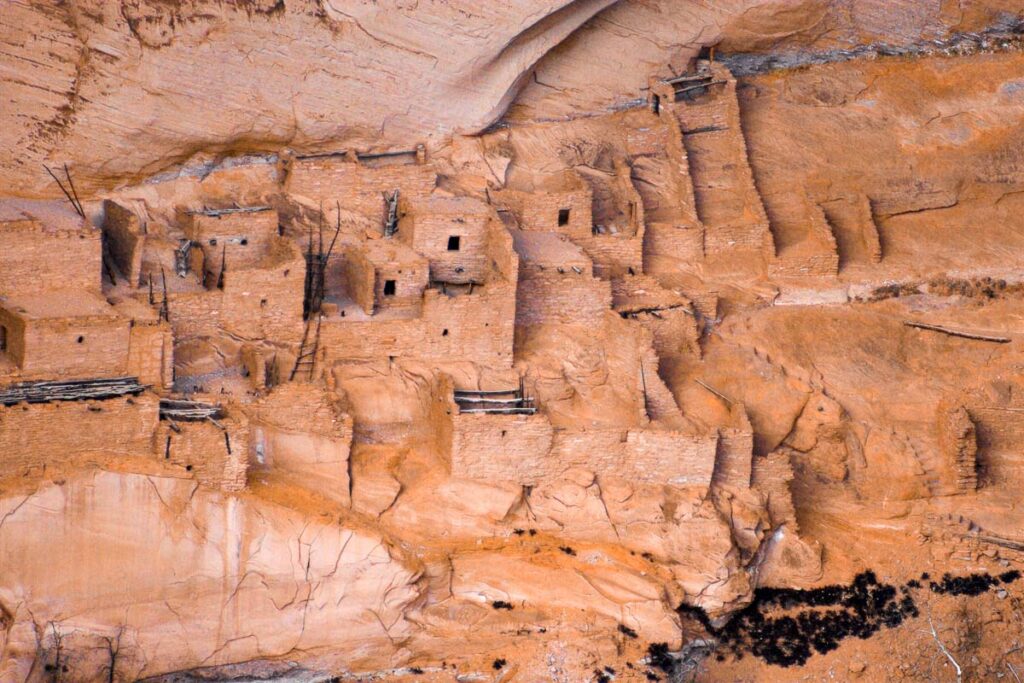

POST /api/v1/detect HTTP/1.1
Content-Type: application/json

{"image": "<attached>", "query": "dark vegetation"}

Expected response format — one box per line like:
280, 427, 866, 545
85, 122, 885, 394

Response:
676, 570, 1021, 668
929, 570, 1020, 596
491, 600, 513, 610
492, 658, 506, 670
618, 624, 638, 638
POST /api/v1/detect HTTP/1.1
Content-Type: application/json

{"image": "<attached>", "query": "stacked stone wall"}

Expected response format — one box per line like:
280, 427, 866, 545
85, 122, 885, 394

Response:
102, 200, 145, 285
0, 394, 158, 478
287, 156, 437, 224
155, 416, 249, 492
0, 222, 101, 296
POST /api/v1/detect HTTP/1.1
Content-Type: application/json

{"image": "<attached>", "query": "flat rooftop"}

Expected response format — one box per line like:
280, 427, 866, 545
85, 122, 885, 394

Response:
510, 230, 591, 269
358, 238, 427, 265
0, 290, 120, 321
0, 198, 90, 234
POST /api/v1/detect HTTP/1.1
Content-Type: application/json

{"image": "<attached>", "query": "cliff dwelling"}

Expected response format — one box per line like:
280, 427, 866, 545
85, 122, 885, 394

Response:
3, 3, 1024, 682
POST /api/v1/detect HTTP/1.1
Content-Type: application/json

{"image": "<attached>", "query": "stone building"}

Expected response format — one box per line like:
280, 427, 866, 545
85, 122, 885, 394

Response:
181, 206, 280, 287
0, 199, 101, 297
286, 147, 436, 229
493, 170, 593, 239
344, 240, 430, 316
397, 195, 493, 284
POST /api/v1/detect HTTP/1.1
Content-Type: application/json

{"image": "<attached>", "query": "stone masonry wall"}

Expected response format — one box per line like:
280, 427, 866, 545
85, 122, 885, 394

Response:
450, 413, 555, 484
20, 315, 131, 379
102, 200, 145, 285
0, 393, 158, 478
449, 407, 718, 490
0, 222, 101, 297
515, 269, 612, 327
155, 416, 249, 492
287, 156, 437, 225
399, 212, 491, 284
127, 321, 174, 391
321, 280, 515, 367
493, 188, 592, 239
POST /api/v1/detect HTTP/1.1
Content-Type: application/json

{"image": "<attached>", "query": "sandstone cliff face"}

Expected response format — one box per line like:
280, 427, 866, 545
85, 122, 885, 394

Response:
3, 1, 1024, 681
4, 0, 1017, 194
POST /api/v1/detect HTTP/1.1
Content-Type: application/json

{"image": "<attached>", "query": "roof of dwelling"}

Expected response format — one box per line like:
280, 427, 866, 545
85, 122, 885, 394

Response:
357, 238, 427, 265
503, 168, 588, 194
188, 206, 274, 217
509, 229, 591, 269
0, 290, 120, 321
611, 274, 693, 314
0, 198, 90, 233
404, 194, 492, 217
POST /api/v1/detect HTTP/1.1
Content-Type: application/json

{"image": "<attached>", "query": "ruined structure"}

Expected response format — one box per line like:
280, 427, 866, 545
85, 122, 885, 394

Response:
4, 2, 1024, 682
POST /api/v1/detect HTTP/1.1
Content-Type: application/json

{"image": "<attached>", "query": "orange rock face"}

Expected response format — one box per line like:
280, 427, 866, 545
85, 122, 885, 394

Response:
2, 2, 1024, 682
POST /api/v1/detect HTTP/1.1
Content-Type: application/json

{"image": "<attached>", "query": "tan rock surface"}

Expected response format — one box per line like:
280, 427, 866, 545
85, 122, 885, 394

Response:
4, 1, 1024, 681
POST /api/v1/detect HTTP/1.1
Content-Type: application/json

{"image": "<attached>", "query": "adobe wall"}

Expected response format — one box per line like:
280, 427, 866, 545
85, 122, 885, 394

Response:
155, 415, 249, 492
286, 156, 437, 225
102, 200, 145, 285
515, 269, 612, 327
248, 383, 353, 505
821, 195, 883, 267
19, 314, 131, 380
0, 393, 159, 479
220, 243, 305, 342
768, 198, 840, 279
0, 222, 101, 297
344, 249, 378, 315
751, 450, 798, 528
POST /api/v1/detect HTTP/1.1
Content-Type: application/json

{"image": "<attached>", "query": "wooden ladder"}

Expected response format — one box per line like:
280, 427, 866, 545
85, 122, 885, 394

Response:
290, 313, 322, 381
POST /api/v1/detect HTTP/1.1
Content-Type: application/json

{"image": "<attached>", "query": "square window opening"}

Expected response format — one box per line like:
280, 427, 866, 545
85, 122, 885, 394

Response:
447, 235, 461, 251
383, 279, 397, 296
558, 208, 571, 226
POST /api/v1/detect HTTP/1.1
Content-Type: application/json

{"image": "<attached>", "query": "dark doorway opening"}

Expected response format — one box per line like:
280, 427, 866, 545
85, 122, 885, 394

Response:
447, 235, 461, 251
558, 208, 571, 226
383, 279, 397, 296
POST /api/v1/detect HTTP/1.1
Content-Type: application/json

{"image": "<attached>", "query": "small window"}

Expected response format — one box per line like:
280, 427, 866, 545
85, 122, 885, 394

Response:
209, 238, 217, 246
558, 208, 571, 226
447, 235, 461, 251
383, 279, 397, 296
76, 335, 85, 344
442, 329, 449, 336
240, 238, 248, 246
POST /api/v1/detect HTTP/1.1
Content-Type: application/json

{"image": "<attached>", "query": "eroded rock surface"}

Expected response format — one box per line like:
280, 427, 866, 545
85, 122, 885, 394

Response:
3, 1, 1024, 681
